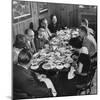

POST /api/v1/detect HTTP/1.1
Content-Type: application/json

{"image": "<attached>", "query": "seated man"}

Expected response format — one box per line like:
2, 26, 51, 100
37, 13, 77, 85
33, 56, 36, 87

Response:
81, 18, 95, 37
13, 49, 53, 99
24, 29, 36, 54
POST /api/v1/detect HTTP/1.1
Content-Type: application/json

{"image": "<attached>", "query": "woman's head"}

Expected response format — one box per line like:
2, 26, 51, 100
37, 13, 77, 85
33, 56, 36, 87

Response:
18, 49, 32, 67
38, 28, 45, 39
51, 14, 57, 24
14, 34, 26, 49
40, 18, 48, 29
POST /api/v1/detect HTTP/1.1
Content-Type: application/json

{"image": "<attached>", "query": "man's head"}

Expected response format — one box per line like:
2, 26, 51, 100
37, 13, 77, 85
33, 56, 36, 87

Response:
81, 19, 88, 27
51, 14, 57, 24
25, 29, 35, 41
79, 26, 88, 38
18, 49, 32, 68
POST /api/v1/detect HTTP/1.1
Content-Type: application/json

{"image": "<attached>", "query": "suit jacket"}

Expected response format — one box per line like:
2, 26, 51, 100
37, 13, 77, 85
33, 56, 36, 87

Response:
26, 39, 36, 54
13, 64, 52, 98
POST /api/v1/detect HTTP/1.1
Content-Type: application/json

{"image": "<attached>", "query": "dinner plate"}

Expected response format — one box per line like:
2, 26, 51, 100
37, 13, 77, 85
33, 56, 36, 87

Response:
42, 63, 52, 70
56, 65, 64, 69
30, 65, 39, 70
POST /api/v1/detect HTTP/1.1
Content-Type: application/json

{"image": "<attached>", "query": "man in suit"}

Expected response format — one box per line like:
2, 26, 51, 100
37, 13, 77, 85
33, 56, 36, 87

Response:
25, 29, 36, 53
13, 49, 52, 99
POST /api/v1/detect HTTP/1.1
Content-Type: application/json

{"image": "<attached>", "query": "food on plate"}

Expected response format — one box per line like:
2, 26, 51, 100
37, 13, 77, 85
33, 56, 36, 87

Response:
56, 65, 64, 69
42, 63, 52, 70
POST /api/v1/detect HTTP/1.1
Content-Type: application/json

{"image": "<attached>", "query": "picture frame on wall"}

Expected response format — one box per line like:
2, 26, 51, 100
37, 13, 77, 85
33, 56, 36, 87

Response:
12, 0, 32, 23
38, 2, 48, 14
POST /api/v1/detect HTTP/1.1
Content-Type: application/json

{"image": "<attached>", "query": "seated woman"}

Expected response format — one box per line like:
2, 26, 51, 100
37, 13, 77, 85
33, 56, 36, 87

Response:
13, 49, 57, 99
48, 14, 60, 35
35, 28, 49, 51
38, 18, 52, 40
13, 34, 27, 64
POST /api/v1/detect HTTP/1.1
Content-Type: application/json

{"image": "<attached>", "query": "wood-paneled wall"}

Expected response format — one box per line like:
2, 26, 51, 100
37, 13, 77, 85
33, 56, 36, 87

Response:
12, 2, 97, 43
12, 2, 39, 43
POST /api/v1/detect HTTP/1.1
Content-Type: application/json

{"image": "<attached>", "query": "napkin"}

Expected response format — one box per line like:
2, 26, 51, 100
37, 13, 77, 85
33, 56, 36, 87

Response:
68, 66, 76, 79
40, 78, 57, 96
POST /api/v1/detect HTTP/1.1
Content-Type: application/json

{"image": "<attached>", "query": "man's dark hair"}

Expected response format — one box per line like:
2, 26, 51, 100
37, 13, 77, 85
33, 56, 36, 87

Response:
18, 49, 32, 65
81, 18, 88, 26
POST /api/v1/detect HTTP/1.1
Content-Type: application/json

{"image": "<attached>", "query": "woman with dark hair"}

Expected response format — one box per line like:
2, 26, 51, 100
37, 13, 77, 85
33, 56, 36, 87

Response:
13, 34, 27, 64
48, 14, 60, 34
38, 18, 52, 41
35, 18, 52, 51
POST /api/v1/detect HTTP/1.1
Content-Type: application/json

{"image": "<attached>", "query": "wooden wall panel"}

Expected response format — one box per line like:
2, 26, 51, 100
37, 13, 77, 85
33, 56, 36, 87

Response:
12, 2, 97, 43
12, 2, 38, 43
48, 3, 74, 28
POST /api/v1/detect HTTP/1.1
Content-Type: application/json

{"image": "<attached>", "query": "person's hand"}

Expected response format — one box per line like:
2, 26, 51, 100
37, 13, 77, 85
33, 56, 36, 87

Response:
37, 74, 47, 80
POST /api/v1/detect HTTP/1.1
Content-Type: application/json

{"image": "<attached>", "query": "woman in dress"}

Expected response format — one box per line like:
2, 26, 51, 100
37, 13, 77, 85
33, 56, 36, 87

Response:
13, 34, 26, 64
48, 14, 60, 35
38, 18, 52, 41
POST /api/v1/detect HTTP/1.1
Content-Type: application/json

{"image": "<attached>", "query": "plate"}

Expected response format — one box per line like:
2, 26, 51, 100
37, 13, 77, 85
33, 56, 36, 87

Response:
42, 63, 52, 70
56, 65, 64, 69
30, 65, 39, 70
64, 63, 70, 68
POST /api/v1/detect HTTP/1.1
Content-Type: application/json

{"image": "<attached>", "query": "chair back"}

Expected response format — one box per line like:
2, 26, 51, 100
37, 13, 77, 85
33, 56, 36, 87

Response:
88, 52, 97, 82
